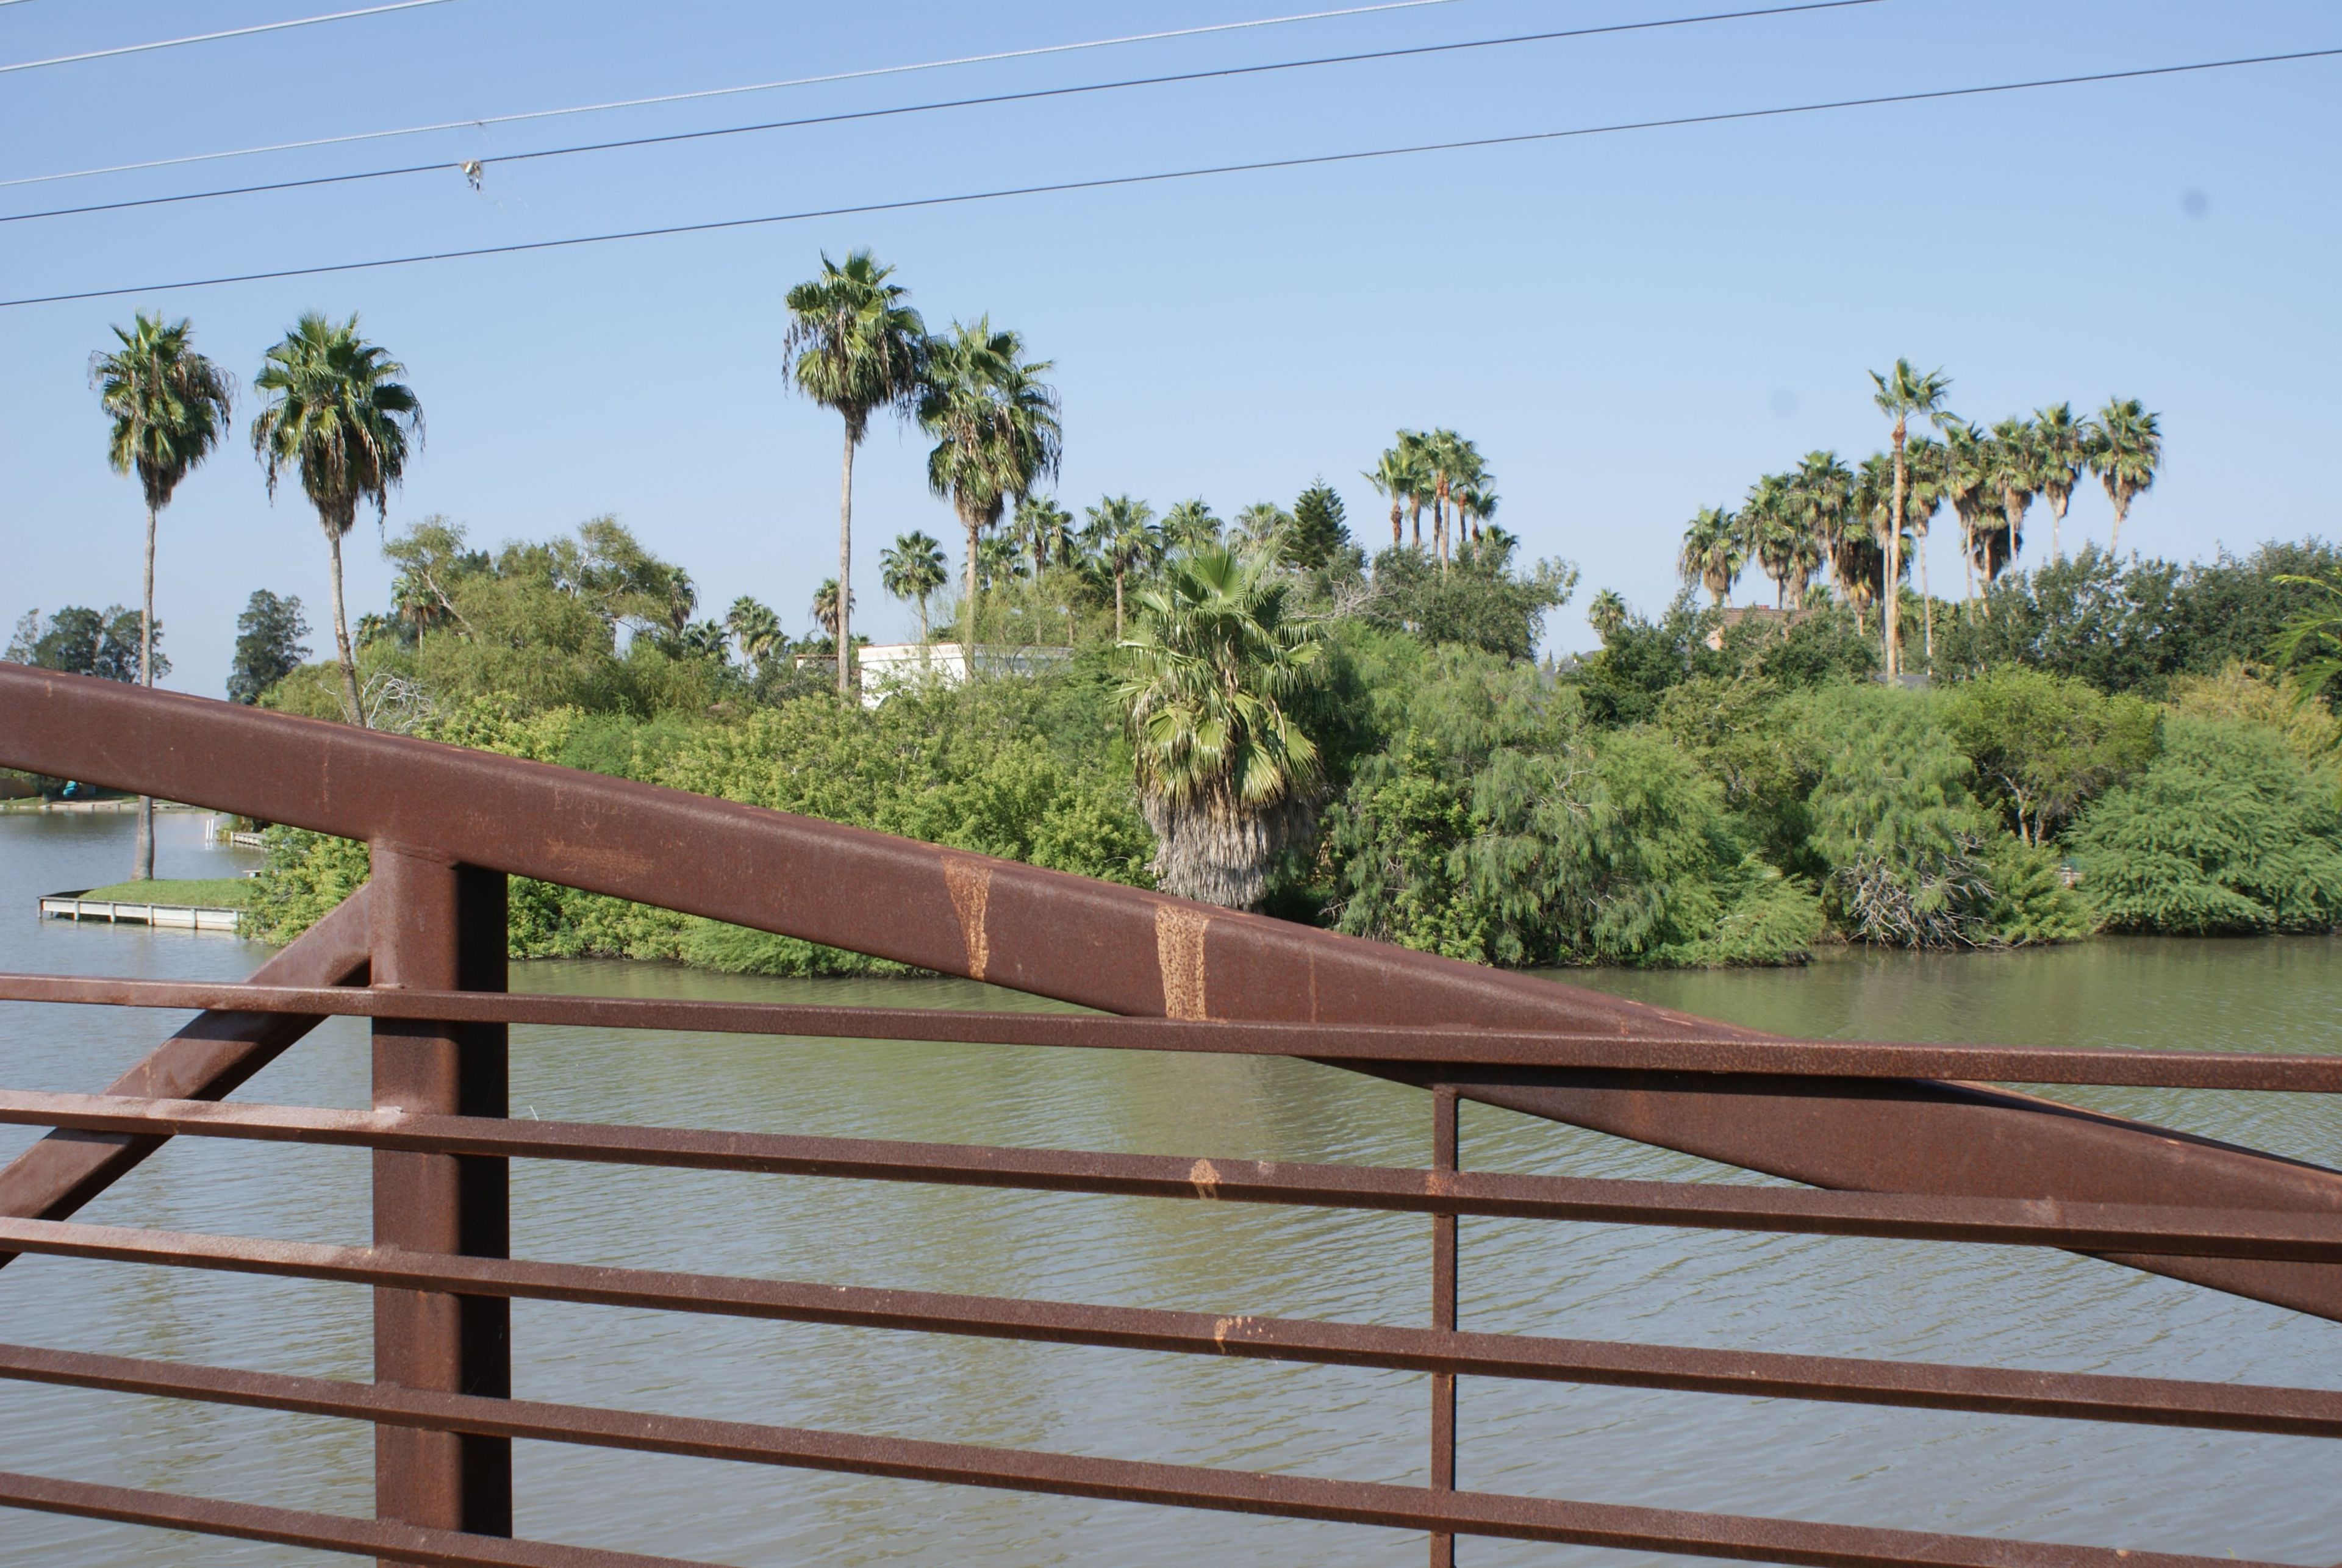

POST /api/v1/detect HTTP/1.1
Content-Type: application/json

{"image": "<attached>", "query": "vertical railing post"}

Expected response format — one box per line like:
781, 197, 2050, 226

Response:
1430, 1083, 1459, 1568
369, 847, 510, 1550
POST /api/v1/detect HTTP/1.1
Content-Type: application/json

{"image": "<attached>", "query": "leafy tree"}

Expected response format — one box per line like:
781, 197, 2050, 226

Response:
2085, 397, 2161, 553
1869, 359, 1953, 676
7, 606, 156, 683
2274, 571, 2342, 712
1365, 534, 1575, 661
1081, 495, 1160, 639
2071, 718, 2342, 933
879, 531, 948, 643
1288, 479, 1352, 571
383, 515, 488, 642
783, 249, 927, 695
227, 591, 310, 704
1942, 666, 2160, 845
1677, 505, 1743, 606
1118, 543, 1328, 908
919, 318, 1061, 642
91, 311, 234, 878
249, 312, 421, 726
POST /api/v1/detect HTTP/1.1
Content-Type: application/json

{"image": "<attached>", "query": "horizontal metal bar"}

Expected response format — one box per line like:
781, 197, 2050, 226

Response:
3, 1215, 2336, 1436
0, 1469, 711, 1567
1, 973, 2336, 1092
0, 1348, 2307, 1568
2, 1088, 2338, 1261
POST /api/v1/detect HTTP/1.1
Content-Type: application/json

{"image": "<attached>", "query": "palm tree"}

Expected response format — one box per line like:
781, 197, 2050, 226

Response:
1390, 430, 1434, 549
1420, 429, 1487, 568
811, 578, 853, 648
91, 312, 233, 881
1941, 422, 1993, 604
725, 595, 784, 671
1363, 446, 1414, 548
1161, 498, 1222, 553
249, 312, 422, 728
1677, 506, 1742, 606
919, 318, 1062, 645
1869, 359, 1953, 678
1586, 587, 1631, 641
1013, 494, 1075, 576
1985, 417, 2041, 585
1789, 451, 1861, 628
2085, 398, 2162, 553
1454, 484, 1497, 545
1119, 543, 1327, 909
1230, 502, 1294, 564
1082, 494, 1160, 638
783, 249, 928, 696
879, 530, 948, 643
1901, 434, 1947, 665
2032, 402, 2087, 560
1741, 472, 1815, 610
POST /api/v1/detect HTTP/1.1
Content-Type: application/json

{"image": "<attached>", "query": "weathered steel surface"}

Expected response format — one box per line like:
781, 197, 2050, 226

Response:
0, 1470, 712, 1567
2, 973, 2338, 1092
0, 1350, 2307, 1568
5, 1216, 2339, 1437
0, 886, 372, 1267
1428, 1086, 1459, 1568
1, 669, 2335, 1320
3, 1089, 2338, 1260
370, 849, 512, 1543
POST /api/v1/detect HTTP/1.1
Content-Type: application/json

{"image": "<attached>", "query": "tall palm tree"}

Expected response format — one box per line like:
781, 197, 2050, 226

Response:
919, 318, 1062, 645
725, 595, 784, 671
1013, 493, 1075, 576
1790, 451, 1861, 628
91, 312, 233, 881
1869, 359, 1953, 678
249, 312, 421, 728
1941, 422, 1993, 604
1742, 472, 1815, 610
1391, 430, 1434, 549
879, 530, 948, 643
783, 249, 928, 695
1900, 434, 1947, 666
1677, 505, 1742, 606
1363, 446, 1414, 548
2085, 398, 2162, 553
1082, 494, 1160, 638
1986, 417, 2042, 584
1118, 543, 1327, 909
1420, 428, 1487, 568
2032, 402, 2087, 560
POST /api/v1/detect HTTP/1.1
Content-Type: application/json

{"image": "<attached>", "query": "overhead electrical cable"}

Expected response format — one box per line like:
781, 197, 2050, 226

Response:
0, 0, 456, 76
0, 1, 1888, 226
1, 0, 1478, 189
7, 46, 2334, 310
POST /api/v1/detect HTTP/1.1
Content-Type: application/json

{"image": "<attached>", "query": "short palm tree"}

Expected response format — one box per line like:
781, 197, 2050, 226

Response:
1230, 502, 1294, 564
1013, 493, 1075, 576
1677, 505, 1742, 606
810, 578, 853, 648
1455, 484, 1497, 545
879, 530, 948, 643
919, 318, 1061, 645
2032, 402, 2087, 560
725, 595, 784, 671
1363, 445, 1416, 548
91, 312, 234, 880
249, 312, 422, 728
1586, 587, 1631, 640
784, 249, 928, 695
1985, 417, 2041, 581
1869, 359, 1953, 677
1941, 421, 1993, 603
1791, 451, 1856, 618
1742, 472, 1814, 610
1160, 498, 1222, 553
1119, 543, 1328, 909
1082, 495, 1161, 638
1900, 433, 1947, 664
2085, 398, 2161, 553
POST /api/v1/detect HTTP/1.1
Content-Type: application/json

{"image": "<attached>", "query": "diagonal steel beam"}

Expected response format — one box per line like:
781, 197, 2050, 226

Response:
0, 884, 371, 1264
2, 668, 2335, 1320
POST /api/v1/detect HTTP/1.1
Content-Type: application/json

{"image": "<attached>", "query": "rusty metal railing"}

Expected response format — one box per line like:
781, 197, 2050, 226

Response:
0, 664, 2336, 1567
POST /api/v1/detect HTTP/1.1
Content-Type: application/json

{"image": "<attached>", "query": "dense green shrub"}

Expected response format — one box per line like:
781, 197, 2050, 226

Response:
2069, 718, 2342, 934
1941, 666, 2160, 846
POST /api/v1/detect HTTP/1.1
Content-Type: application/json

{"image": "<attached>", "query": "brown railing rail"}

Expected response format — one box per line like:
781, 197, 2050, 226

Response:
0, 664, 2335, 1567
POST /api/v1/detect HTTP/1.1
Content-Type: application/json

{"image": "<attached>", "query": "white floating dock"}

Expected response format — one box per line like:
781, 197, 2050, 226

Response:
40, 893, 240, 932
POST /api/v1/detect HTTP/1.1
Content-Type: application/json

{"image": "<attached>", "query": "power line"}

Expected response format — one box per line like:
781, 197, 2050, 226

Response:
7, 46, 2333, 311
1, 0, 1476, 189
0, 0, 456, 76
0, 1, 1887, 226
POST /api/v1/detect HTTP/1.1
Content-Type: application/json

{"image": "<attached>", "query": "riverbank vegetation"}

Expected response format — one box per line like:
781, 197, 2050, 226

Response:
15, 277, 2342, 972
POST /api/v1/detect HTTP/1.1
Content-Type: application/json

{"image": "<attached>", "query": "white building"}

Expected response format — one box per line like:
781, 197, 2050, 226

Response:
797, 643, 1076, 707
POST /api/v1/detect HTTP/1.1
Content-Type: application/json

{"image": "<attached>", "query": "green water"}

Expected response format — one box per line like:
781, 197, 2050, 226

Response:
0, 813, 2335, 1566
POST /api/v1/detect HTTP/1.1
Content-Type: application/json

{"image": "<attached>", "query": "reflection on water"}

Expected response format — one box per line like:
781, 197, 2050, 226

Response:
0, 812, 2337, 1566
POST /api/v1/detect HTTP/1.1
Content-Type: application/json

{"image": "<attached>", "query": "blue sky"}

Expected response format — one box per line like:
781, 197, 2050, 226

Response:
2, 0, 2336, 698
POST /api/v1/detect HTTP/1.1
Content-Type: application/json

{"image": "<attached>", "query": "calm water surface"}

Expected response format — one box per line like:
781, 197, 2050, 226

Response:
0, 811, 2337, 1565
